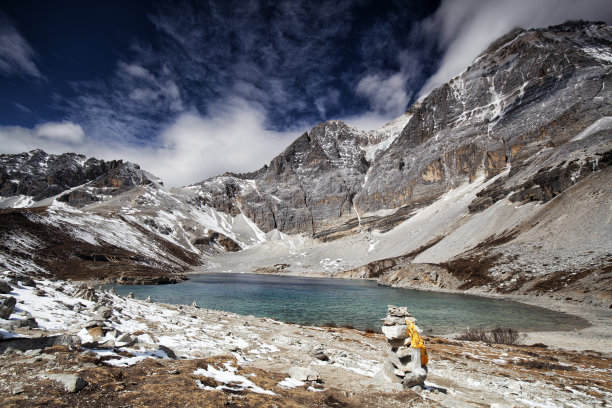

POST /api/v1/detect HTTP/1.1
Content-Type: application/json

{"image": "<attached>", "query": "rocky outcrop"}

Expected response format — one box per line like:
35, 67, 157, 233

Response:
0, 150, 153, 207
193, 21, 612, 239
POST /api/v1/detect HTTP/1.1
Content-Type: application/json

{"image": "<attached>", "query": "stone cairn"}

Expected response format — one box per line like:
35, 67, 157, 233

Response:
375, 305, 427, 388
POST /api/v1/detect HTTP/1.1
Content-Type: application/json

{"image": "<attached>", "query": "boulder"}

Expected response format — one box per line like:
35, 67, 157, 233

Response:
0, 281, 12, 294
401, 367, 427, 388
382, 325, 408, 340
0, 296, 16, 319
310, 348, 329, 361
96, 306, 113, 319
18, 277, 36, 287
288, 367, 320, 382
381, 316, 405, 326
45, 373, 88, 393
0, 334, 81, 353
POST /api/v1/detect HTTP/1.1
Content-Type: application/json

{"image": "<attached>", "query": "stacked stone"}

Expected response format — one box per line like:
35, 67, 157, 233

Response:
375, 305, 427, 389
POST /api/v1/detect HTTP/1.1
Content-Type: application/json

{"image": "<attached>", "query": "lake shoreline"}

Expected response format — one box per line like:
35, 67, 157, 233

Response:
180, 268, 611, 354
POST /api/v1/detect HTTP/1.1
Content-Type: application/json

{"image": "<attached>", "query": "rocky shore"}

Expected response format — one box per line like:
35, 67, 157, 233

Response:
1, 271, 610, 407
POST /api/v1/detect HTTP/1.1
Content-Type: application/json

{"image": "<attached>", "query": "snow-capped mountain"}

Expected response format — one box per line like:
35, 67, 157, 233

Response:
0, 21, 610, 303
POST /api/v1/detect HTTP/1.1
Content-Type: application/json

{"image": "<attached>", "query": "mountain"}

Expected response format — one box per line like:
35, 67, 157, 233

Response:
0, 21, 610, 305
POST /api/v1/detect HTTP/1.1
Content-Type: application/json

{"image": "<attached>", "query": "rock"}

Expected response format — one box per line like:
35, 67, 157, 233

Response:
401, 367, 427, 388
382, 325, 408, 340
381, 316, 406, 326
116, 333, 135, 346
87, 326, 106, 339
0, 296, 16, 319
373, 360, 403, 384
388, 350, 417, 373
387, 305, 411, 317
45, 373, 88, 393
0, 334, 81, 353
15, 317, 38, 328
74, 285, 98, 302
96, 306, 113, 319
19, 277, 36, 287
310, 348, 329, 361
0, 281, 12, 294
34, 289, 46, 296
138, 343, 177, 359
288, 367, 320, 382
396, 346, 412, 359
81, 317, 107, 329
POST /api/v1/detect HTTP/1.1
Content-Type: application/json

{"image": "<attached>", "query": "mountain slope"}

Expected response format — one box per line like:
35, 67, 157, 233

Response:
0, 21, 610, 301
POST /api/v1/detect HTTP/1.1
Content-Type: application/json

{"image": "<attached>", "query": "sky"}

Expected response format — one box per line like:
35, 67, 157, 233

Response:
0, 0, 611, 187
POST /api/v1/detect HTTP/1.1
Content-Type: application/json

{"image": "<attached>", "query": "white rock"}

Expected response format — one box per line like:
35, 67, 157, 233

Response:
382, 325, 408, 340
288, 367, 320, 382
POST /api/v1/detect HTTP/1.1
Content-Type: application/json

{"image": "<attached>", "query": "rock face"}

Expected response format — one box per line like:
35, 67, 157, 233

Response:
193, 120, 395, 235
0, 150, 153, 207
375, 305, 427, 388
192, 21, 612, 238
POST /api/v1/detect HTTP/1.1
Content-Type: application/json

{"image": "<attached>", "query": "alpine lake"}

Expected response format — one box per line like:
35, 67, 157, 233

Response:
108, 272, 588, 335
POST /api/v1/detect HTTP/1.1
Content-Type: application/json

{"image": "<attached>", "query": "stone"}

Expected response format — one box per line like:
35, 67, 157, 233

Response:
0, 296, 16, 319
81, 318, 107, 329
19, 277, 36, 287
401, 367, 427, 388
87, 326, 106, 339
45, 373, 88, 393
0, 335, 81, 353
16, 317, 38, 328
116, 333, 135, 345
34, 289, 46, 296
96, 306, 113, 319
310, 348, 329, 361
388, 349, 419, 373
381, 316, 405, 326
373, 360, 403, 384
387, 305, 410, 317
382, 325, 408, 340
0, 281, 12, 294
288, 367, 320, 382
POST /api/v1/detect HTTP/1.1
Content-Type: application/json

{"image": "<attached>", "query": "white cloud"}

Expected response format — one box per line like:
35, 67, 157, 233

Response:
0, 99, 300, 188
0, 13, 41, 78
34, 122, 85, 143
0, 121, 85, 154
418, 0, 612, 98
356, 72, 409, 117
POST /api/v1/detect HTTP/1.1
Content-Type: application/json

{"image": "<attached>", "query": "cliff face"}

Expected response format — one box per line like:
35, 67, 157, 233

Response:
194, 21, 612, 237
0, 150, 153, 207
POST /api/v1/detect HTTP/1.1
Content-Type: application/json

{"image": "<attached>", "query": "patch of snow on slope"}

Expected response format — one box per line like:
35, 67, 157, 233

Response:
570, 117, 612, 142
194, 363, 275, 395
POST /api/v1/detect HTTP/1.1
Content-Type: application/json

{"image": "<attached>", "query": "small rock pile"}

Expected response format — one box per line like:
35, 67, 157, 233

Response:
375, 305, 427, 389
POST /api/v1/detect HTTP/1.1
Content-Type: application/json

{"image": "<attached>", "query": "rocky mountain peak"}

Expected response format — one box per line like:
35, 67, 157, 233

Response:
0, 150, 153, 207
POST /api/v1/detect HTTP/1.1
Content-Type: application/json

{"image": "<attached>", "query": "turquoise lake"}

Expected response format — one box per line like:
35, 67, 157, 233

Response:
109, 273, 588, 334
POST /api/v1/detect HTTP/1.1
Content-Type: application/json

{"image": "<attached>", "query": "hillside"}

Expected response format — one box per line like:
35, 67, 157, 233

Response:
0, 21, 610, 304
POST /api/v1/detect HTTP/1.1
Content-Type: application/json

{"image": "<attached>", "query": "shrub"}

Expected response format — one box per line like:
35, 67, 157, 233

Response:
456, 328, 490, 342
490, 327, 524, 345
456, 327, 524, 345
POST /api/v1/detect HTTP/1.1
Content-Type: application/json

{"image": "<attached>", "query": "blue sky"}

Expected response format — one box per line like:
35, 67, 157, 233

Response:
1, 0, 611, 187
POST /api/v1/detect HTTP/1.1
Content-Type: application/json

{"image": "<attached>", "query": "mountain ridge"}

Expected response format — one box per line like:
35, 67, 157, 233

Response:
0, 20, 610, 305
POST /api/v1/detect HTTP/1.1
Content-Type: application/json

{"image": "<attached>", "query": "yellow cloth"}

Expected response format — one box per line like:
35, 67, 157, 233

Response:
406, 320, 428, 366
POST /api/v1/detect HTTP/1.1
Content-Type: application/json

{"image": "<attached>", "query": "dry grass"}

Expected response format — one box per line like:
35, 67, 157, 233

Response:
456, 327, 524, 345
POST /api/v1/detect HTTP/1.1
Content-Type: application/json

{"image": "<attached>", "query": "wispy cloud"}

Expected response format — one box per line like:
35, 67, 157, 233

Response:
417, 0, 612, 98
0, 12, 41, 78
